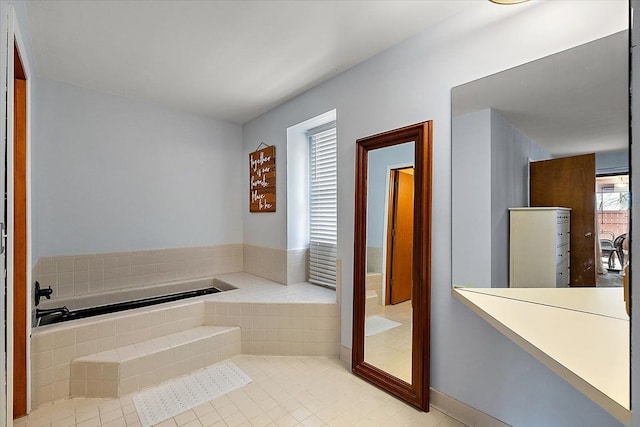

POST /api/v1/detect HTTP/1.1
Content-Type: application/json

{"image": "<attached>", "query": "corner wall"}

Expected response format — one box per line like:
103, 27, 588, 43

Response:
452, 108, 550, 289
489, 109, 551, 288
34, 78, 243, 257
242, 2, 628, 425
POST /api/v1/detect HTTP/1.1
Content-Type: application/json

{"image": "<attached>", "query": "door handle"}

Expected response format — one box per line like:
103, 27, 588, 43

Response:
585, 232, 593, 237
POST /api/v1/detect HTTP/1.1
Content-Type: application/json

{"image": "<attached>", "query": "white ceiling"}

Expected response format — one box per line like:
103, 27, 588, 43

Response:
452, 30, 628, 156
26, 0, 479, 124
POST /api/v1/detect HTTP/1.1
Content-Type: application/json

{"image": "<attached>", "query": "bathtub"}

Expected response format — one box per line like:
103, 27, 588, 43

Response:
34, 277, 236, 327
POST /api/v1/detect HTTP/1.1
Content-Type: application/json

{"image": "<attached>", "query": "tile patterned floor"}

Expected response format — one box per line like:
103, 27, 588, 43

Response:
16, 355, 466, 427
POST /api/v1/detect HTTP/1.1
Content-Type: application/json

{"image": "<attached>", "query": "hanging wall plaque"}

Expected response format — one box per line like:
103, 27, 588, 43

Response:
249, 145, 276, 212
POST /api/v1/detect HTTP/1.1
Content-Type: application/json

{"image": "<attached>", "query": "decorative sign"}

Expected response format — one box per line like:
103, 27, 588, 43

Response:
249, 145, 276, 212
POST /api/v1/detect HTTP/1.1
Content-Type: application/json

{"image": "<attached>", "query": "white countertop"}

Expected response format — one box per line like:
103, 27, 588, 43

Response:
452, 286, 629, 426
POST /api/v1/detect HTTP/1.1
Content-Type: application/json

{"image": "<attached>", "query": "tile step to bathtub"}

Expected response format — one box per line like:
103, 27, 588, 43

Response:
69, 325, 241, 398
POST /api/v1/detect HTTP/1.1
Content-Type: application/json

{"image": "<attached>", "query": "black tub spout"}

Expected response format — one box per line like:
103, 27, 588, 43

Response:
35, 306, 69, 318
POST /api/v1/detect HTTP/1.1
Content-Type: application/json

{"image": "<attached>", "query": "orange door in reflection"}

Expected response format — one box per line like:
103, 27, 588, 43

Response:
386, 168, 414, 305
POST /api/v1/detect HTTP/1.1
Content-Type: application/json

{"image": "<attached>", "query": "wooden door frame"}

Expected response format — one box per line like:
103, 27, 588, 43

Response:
5, 7, 33, 420
381, 162, 413, 306
352, 121, 432, 411
384, 167, 414, 306
13, 44, 27, 419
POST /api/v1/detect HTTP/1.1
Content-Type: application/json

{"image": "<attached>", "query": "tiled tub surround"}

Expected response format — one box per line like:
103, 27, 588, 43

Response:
31, 273, 338, 408
70, 325, 241, 398
32, 244, 244, 301
366, 246, 383, 274
31, 301, 206, 407
37, 277, 234, 312
243, 244, 308, 285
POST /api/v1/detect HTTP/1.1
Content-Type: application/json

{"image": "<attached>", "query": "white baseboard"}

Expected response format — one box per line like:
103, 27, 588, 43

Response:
341, 345, 509, 426
430, 388, 511, 427
339, 345, 351, 365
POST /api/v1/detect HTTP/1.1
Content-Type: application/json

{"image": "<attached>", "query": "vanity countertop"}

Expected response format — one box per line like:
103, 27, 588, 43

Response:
452, 286, 629, 425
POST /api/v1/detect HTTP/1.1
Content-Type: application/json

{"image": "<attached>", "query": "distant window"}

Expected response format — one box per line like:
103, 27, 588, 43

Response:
308, 124, 337, 288
596, 175, 630, 211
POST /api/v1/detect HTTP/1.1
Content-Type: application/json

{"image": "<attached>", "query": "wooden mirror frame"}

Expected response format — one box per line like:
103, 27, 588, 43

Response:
352, 121, 432, 410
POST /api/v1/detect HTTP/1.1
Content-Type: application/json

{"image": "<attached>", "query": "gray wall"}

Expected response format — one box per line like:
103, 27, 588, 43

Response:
243, 2, 627, 426
452, 108, 549, 288
366, 142, 414, 274
490, 109, 550, 288
1, 0, 39, 266
366, 142, 414, 248
596, 149, 629, 175
34, 78, 243, 256
452, 109, 492, 288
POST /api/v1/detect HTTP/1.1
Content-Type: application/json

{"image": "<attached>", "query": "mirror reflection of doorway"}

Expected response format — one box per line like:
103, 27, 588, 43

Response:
386, 167, 414, 305
364, 166, 414, 384
364, 154, 415, 385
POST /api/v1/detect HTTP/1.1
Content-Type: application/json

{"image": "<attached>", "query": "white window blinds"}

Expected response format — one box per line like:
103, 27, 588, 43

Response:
309, 125, 337, 288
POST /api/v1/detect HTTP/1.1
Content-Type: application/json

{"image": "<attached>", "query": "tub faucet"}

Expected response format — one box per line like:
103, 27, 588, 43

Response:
35, 306, 69, 318
34, 281, 53, 306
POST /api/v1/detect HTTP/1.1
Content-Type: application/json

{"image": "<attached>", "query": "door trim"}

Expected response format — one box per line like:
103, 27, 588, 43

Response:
385, 167, 414, 305
5, 6, 33, 420
381, 162, 413, 306
13, 50, 27, 419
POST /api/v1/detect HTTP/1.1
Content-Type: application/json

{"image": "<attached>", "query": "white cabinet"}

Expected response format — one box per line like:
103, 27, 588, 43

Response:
509, 207, 570, 288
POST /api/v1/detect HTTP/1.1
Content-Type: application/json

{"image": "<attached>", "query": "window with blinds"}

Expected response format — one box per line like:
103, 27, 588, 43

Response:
309, 124, 337, 288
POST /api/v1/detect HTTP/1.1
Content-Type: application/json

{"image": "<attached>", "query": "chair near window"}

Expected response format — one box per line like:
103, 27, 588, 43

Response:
608, 233, 627, 271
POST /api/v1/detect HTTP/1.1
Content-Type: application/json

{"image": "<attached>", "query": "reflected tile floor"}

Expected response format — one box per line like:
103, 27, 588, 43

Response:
16, 355, 465, 427
364, 302, 412, 383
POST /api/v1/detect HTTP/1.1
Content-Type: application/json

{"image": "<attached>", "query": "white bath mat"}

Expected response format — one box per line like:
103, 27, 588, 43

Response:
365, 315, 401, 336
133, 361, 252, 427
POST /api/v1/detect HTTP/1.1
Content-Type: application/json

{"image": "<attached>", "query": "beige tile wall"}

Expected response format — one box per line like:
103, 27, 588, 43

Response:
31, 302, 205, 407
366, 246, 383, 273
32, 244, 243, 301
243, 244, 287, 284
70, 326, 241, 398
39, 278, 218, 311
205, 302, 339, 356
287, 249, 309, 284
69, 361, 120, 398
243, 244, 309, 285
366, 273, 382, 305
31, 299, 340, 408
33, 244, 311, 303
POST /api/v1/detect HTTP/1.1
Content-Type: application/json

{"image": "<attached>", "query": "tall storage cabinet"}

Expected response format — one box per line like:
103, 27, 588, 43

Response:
509, 207, 571, 288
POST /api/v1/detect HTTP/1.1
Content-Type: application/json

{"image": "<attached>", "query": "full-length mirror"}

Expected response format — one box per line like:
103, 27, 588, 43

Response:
451, 30, 630, 422
452, 30, 628, 293
353, 122, 432, 410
